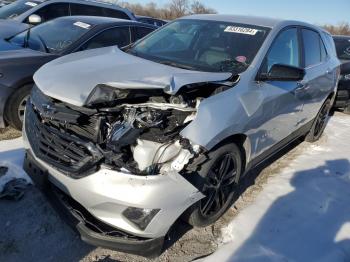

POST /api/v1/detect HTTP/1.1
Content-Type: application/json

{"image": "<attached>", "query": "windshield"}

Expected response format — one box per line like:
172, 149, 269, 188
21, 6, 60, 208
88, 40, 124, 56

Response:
130, 19, 270, 73
0, 0, 40, 19
9, 19, 93, 54
334, 37, 350, 61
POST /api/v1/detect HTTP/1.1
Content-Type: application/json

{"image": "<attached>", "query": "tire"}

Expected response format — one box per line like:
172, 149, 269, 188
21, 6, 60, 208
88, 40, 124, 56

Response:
185, 143, 243, 227
344, 103, 350, 115
5, 85, 32, 131
305, 99, 332, 143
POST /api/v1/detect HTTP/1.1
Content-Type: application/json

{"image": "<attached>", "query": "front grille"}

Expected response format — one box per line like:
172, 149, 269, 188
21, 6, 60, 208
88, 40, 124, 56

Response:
25, 101, 103, 177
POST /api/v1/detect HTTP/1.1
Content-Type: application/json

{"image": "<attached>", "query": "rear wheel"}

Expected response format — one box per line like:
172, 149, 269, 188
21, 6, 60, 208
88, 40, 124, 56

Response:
5, 85, 32, 131
186, 143, 243, 227
305, 99, 331, 142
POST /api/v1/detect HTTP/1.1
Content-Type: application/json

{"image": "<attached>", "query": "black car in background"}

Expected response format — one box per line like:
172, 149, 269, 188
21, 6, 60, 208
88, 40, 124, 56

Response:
333, 35, 350, 113
0, 16, 156, 130
0, 0, 136, 39
136, 15, 167, 27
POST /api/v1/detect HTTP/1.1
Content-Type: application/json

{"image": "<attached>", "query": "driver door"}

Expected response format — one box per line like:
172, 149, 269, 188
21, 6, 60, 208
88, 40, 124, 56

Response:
250, 27, 306, 157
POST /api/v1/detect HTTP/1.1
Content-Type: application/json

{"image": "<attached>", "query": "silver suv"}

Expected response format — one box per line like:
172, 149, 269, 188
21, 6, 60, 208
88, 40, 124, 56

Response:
23, 15, 340, 256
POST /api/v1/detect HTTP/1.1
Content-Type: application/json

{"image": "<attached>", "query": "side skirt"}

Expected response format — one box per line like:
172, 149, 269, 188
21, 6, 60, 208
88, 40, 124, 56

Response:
245, 119, 314, 174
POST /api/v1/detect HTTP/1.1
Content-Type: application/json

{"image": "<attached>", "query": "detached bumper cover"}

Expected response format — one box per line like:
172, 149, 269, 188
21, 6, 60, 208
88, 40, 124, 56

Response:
334, 80, 350, 108
23, 151, 164, 257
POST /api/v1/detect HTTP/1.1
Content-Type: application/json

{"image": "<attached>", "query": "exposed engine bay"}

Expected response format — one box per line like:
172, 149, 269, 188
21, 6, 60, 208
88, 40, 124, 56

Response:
27, 82, 235, 177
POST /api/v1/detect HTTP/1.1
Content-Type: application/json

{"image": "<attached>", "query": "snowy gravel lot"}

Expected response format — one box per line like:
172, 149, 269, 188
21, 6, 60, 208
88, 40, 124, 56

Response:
0, 113, 349, 262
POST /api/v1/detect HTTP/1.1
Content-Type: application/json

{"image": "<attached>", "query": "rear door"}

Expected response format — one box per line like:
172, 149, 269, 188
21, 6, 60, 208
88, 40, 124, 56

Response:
299, 28, 334, 121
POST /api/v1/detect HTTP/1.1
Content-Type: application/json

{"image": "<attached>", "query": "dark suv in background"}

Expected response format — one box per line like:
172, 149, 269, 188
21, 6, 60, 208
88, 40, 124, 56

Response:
0, 0, 135, 38
333, 35, 350, 113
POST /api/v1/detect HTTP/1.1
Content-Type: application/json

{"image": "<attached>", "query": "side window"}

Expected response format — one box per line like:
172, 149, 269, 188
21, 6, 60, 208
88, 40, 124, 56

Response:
320, 38, 328, 61
80, 27, 131, 51
102, 8, 131, 20
266, 28, 300, 72
134, 26, 154, 41
302, 29, 322, 67
29, 3, 69, 22
70, 4, 103, 16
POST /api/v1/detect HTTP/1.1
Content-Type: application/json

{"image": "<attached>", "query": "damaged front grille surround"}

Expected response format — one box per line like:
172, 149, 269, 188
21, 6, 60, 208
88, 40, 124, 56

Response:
26, 86, 211, 177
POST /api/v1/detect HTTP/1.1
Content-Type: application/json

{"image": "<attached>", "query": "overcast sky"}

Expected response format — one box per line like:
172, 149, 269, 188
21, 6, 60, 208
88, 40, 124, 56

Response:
125, 0, 349, 25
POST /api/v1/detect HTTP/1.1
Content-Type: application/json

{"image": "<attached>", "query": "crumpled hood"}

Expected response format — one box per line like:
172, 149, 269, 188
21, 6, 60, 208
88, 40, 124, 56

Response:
0, 19, 29, 39
34, 46, 232, 107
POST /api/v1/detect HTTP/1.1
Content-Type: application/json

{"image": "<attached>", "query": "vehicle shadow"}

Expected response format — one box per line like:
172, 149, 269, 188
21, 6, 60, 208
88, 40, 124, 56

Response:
223, 158, 350, 261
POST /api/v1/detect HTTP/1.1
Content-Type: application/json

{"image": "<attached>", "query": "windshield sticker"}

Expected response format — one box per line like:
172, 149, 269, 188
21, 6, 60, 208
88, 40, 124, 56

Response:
224, 26, 258, 35
25, 2, 38, 7
73, 21, 91, 30
235, 56, 247, 63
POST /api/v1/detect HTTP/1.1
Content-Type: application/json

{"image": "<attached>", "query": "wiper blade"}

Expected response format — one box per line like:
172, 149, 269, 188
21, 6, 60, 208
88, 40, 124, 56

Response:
158, 60, 195, 70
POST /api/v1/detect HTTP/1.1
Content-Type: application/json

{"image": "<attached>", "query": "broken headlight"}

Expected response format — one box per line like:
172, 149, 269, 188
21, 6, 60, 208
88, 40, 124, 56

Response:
122, 207, 160, 230
85, 85, 130, 106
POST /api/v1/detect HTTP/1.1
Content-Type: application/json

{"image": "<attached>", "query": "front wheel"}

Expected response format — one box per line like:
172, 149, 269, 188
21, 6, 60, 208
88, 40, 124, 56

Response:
185, 143, 243, 227
305, 99, 331, 143
5, 85, 32, 131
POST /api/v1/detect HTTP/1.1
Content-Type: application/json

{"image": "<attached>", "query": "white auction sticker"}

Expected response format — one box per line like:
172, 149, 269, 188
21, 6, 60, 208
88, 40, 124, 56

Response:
25, 2, 38, 7
73, 21, 91, 29
224, 26, 258, 35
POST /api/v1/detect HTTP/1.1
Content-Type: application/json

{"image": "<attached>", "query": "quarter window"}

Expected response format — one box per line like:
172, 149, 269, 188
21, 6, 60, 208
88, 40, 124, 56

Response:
302, 29, 323, 67
80, 27, 131, 50
266, 28, 300, 72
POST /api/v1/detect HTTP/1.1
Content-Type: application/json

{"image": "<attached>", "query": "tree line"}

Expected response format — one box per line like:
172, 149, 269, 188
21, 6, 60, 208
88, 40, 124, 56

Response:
109, 0, 217, 20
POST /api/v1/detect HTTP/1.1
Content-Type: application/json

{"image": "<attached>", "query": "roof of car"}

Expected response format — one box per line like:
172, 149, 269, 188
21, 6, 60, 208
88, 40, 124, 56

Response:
333, 35, 350, 39
56, 15, 156, 27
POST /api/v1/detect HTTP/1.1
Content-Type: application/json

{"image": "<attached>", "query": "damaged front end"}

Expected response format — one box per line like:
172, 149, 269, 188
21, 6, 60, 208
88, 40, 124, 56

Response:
26, 81, 236, 178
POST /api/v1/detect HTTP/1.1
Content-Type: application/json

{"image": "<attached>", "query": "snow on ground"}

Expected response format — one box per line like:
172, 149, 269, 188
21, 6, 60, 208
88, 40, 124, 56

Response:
0, 138, 31, 192
204, 115, 350, 262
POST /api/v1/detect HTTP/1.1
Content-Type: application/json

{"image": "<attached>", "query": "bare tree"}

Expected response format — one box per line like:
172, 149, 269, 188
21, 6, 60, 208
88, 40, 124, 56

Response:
322, 22, 350, 36
119, 0, 216, 20
169, 0, 190, 17
191, 0, 216, 14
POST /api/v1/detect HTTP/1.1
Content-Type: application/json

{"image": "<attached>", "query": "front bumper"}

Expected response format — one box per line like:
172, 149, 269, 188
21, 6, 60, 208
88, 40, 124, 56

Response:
23, 151, 165, 257
22, 126, 204, 254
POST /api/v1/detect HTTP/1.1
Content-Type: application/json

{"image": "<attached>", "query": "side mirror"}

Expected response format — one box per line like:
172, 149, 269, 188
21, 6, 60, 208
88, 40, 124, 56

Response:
28, 14, 42, 25
259, 64, 305, 81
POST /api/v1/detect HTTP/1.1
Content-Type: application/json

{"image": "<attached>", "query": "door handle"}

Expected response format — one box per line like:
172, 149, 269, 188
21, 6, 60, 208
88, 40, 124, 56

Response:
295, 81, 309, 92
326, 69, 333, 75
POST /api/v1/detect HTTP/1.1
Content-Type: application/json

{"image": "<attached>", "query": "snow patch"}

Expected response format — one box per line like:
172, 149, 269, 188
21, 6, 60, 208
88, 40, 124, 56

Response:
204, 114, 350, 262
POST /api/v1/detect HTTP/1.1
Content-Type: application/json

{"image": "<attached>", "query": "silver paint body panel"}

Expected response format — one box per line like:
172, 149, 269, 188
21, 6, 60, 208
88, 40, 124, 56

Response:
28, 15, 340, 238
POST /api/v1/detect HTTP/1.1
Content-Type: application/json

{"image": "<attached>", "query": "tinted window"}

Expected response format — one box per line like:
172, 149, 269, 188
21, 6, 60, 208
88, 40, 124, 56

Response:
29, 3, 69, 23
0, 0, 40, 19
70, 3, 103, 16
320, 38, 328, 61
81, 26, 130, 50
334, 37, 350, 61
134, 26, 154, 41
103, 8, 131, 20
70, 4, 130, 20
302, 29, 322, 67
131, 20, 270, 73
266, 28, 300, 71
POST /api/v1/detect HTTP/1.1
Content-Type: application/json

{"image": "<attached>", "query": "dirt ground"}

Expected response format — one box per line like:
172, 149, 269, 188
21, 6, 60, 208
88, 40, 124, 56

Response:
0, 126, 307, 262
